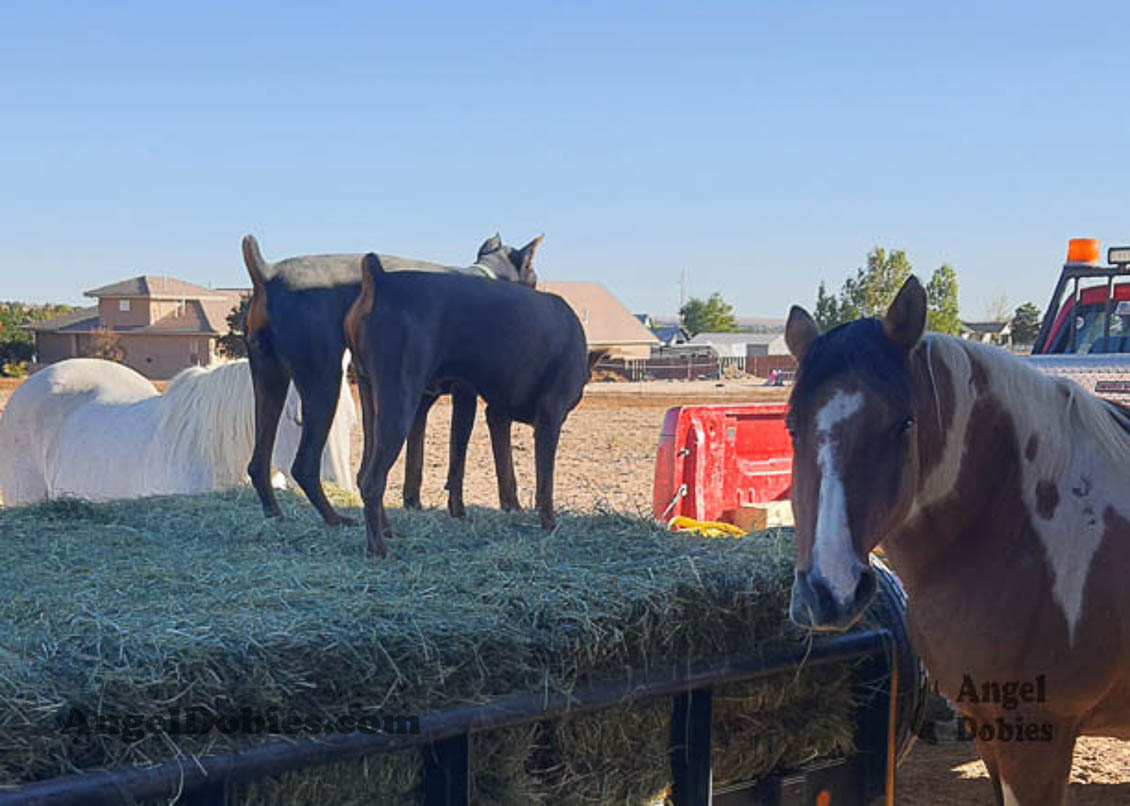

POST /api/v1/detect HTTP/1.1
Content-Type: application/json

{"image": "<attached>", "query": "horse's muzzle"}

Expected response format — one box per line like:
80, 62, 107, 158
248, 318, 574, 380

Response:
789, 565, 877, 630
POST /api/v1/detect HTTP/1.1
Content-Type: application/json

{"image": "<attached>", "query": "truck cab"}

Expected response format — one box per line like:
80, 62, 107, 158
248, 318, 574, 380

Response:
1033, 239, 1130, 355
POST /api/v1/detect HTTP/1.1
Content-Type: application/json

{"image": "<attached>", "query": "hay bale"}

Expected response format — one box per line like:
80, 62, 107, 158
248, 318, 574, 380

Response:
0, 490, 856, 802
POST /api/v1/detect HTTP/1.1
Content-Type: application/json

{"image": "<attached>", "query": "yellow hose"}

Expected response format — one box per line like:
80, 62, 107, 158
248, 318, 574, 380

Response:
667, 516, 748, 538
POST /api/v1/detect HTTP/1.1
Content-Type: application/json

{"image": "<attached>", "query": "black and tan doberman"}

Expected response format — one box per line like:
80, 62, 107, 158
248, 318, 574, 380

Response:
345, 253, 590, 557
241, 233, 541, 525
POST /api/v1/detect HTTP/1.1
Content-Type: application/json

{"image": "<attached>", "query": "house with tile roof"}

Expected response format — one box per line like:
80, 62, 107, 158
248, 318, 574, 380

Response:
960, 319, 1013, 347
28, 275, 245, 379
537, 282, 659, 359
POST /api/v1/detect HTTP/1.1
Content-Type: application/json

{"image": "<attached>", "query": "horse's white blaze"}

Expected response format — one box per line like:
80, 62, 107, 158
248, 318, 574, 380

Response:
812, 390, 865, 604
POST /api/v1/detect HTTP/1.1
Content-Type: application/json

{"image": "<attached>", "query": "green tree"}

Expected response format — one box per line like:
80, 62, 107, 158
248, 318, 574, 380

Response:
0, 301, 75, 376
858, 247, 913, 317
925, 263, 961, 335
680, 292, 737, 336
1012, 301, 1042, 345
836, 270, 863, 325
217, 297, 250, 359
812, 247, 963, 334
813, 281, 840, 332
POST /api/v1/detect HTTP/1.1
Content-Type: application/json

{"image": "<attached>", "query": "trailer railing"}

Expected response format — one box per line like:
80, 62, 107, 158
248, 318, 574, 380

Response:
0, 629, 896, 806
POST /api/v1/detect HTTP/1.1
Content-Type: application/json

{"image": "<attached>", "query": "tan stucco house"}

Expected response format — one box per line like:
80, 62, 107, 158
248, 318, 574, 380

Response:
29, 275, 245, 379
538, 281, 659, 359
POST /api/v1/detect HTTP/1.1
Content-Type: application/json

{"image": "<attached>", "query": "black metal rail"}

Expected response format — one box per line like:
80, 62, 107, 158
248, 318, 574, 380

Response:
0, 629, 895, 806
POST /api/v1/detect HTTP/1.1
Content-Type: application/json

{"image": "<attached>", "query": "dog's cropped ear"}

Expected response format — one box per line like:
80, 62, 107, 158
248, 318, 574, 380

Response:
785, 305, 820, 362
514, 235, 544, 285
478, 233, 503, 257
883, 275, 927, 353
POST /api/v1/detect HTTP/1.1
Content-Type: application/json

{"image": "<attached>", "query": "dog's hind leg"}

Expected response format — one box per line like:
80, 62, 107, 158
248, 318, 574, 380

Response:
290, 364, 356, 527
486, 405, 521, 511
355, 364, 377, 489
533, 413, 564, 531
402, 391, 438, 509
445, 383, 477, 518
247, 348, 290, 519
359, 384, 418, 558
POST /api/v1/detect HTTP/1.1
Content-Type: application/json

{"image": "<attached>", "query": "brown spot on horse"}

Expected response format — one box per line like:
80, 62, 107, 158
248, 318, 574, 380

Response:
1036, 479, 1059, 519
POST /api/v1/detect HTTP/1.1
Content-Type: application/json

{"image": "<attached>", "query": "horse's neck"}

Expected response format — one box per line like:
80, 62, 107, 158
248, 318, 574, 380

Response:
894, 336, 1124, 596
888, 339, 1026, 592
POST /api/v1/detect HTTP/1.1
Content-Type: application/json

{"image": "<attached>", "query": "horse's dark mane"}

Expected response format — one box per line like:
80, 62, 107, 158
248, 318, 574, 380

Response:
791, 318, 911, 412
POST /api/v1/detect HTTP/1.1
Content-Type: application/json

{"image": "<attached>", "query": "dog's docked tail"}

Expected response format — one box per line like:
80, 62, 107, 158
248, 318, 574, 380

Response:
242, 235, 269, 289
346, 253, 385, 351
358, 252, 386, 302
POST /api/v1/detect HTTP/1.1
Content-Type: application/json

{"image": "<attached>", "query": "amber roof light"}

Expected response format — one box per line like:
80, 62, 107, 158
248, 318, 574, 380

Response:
1066, 238, 1101, 264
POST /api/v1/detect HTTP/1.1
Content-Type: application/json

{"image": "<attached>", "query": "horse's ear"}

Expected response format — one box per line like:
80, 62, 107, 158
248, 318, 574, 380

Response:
786, 305, 820, 361
884, 275, 927, 352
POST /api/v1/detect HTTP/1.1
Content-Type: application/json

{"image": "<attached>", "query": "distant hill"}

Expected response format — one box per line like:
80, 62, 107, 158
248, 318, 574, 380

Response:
646, 314, 785, 333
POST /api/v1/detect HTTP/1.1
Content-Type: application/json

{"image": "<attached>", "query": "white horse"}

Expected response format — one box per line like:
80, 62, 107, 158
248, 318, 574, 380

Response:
0, 357, 356, 506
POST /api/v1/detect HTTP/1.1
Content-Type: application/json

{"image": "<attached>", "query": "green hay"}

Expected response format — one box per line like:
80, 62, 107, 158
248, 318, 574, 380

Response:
0, 489, 857, 803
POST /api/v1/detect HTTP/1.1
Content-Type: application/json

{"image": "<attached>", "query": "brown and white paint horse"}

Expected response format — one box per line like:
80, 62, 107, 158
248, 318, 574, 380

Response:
784, 276, 1130, 805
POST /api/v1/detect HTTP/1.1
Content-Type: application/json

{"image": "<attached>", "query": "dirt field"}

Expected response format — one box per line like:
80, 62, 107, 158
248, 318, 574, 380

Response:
0, 375, 1127, 801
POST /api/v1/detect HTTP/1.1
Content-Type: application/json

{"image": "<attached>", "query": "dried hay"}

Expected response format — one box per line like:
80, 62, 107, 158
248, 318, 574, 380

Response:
0, 489, 856, 803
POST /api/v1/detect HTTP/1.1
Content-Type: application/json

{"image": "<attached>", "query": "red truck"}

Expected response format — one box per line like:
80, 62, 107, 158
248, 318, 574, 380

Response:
654, 238, 1130, 525
1028, 238, 1130, 402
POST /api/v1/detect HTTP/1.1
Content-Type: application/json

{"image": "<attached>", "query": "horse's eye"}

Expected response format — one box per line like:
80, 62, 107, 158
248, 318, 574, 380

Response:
896, 416, 915, 437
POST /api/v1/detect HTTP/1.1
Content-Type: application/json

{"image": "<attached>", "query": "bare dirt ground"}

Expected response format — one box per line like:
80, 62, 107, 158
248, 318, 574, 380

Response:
1, 375, 1127, 801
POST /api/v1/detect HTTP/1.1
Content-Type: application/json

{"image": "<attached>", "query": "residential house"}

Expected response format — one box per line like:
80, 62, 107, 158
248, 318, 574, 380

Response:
29, 275, 245, 379
539, 282, 659, 359
960, 320, 1012, 347
651, 324, 691, 347
742, 333, 795, 378
686, 332, 759, 372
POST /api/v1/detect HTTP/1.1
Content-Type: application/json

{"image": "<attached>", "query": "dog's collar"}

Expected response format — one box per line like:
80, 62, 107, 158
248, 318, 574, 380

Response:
468, 262, 498, 280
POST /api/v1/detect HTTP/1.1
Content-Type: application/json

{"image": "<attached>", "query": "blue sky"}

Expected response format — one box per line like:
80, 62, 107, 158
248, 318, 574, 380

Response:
3, 1, 1129, 319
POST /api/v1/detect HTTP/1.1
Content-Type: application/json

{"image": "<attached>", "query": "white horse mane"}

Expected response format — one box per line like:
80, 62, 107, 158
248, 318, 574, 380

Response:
159, 360, 259, 490
921, 334, 1130, 470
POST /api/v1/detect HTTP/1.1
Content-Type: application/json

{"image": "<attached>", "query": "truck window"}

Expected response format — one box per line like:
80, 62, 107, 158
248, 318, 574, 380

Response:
1049, 304, 1130, 354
